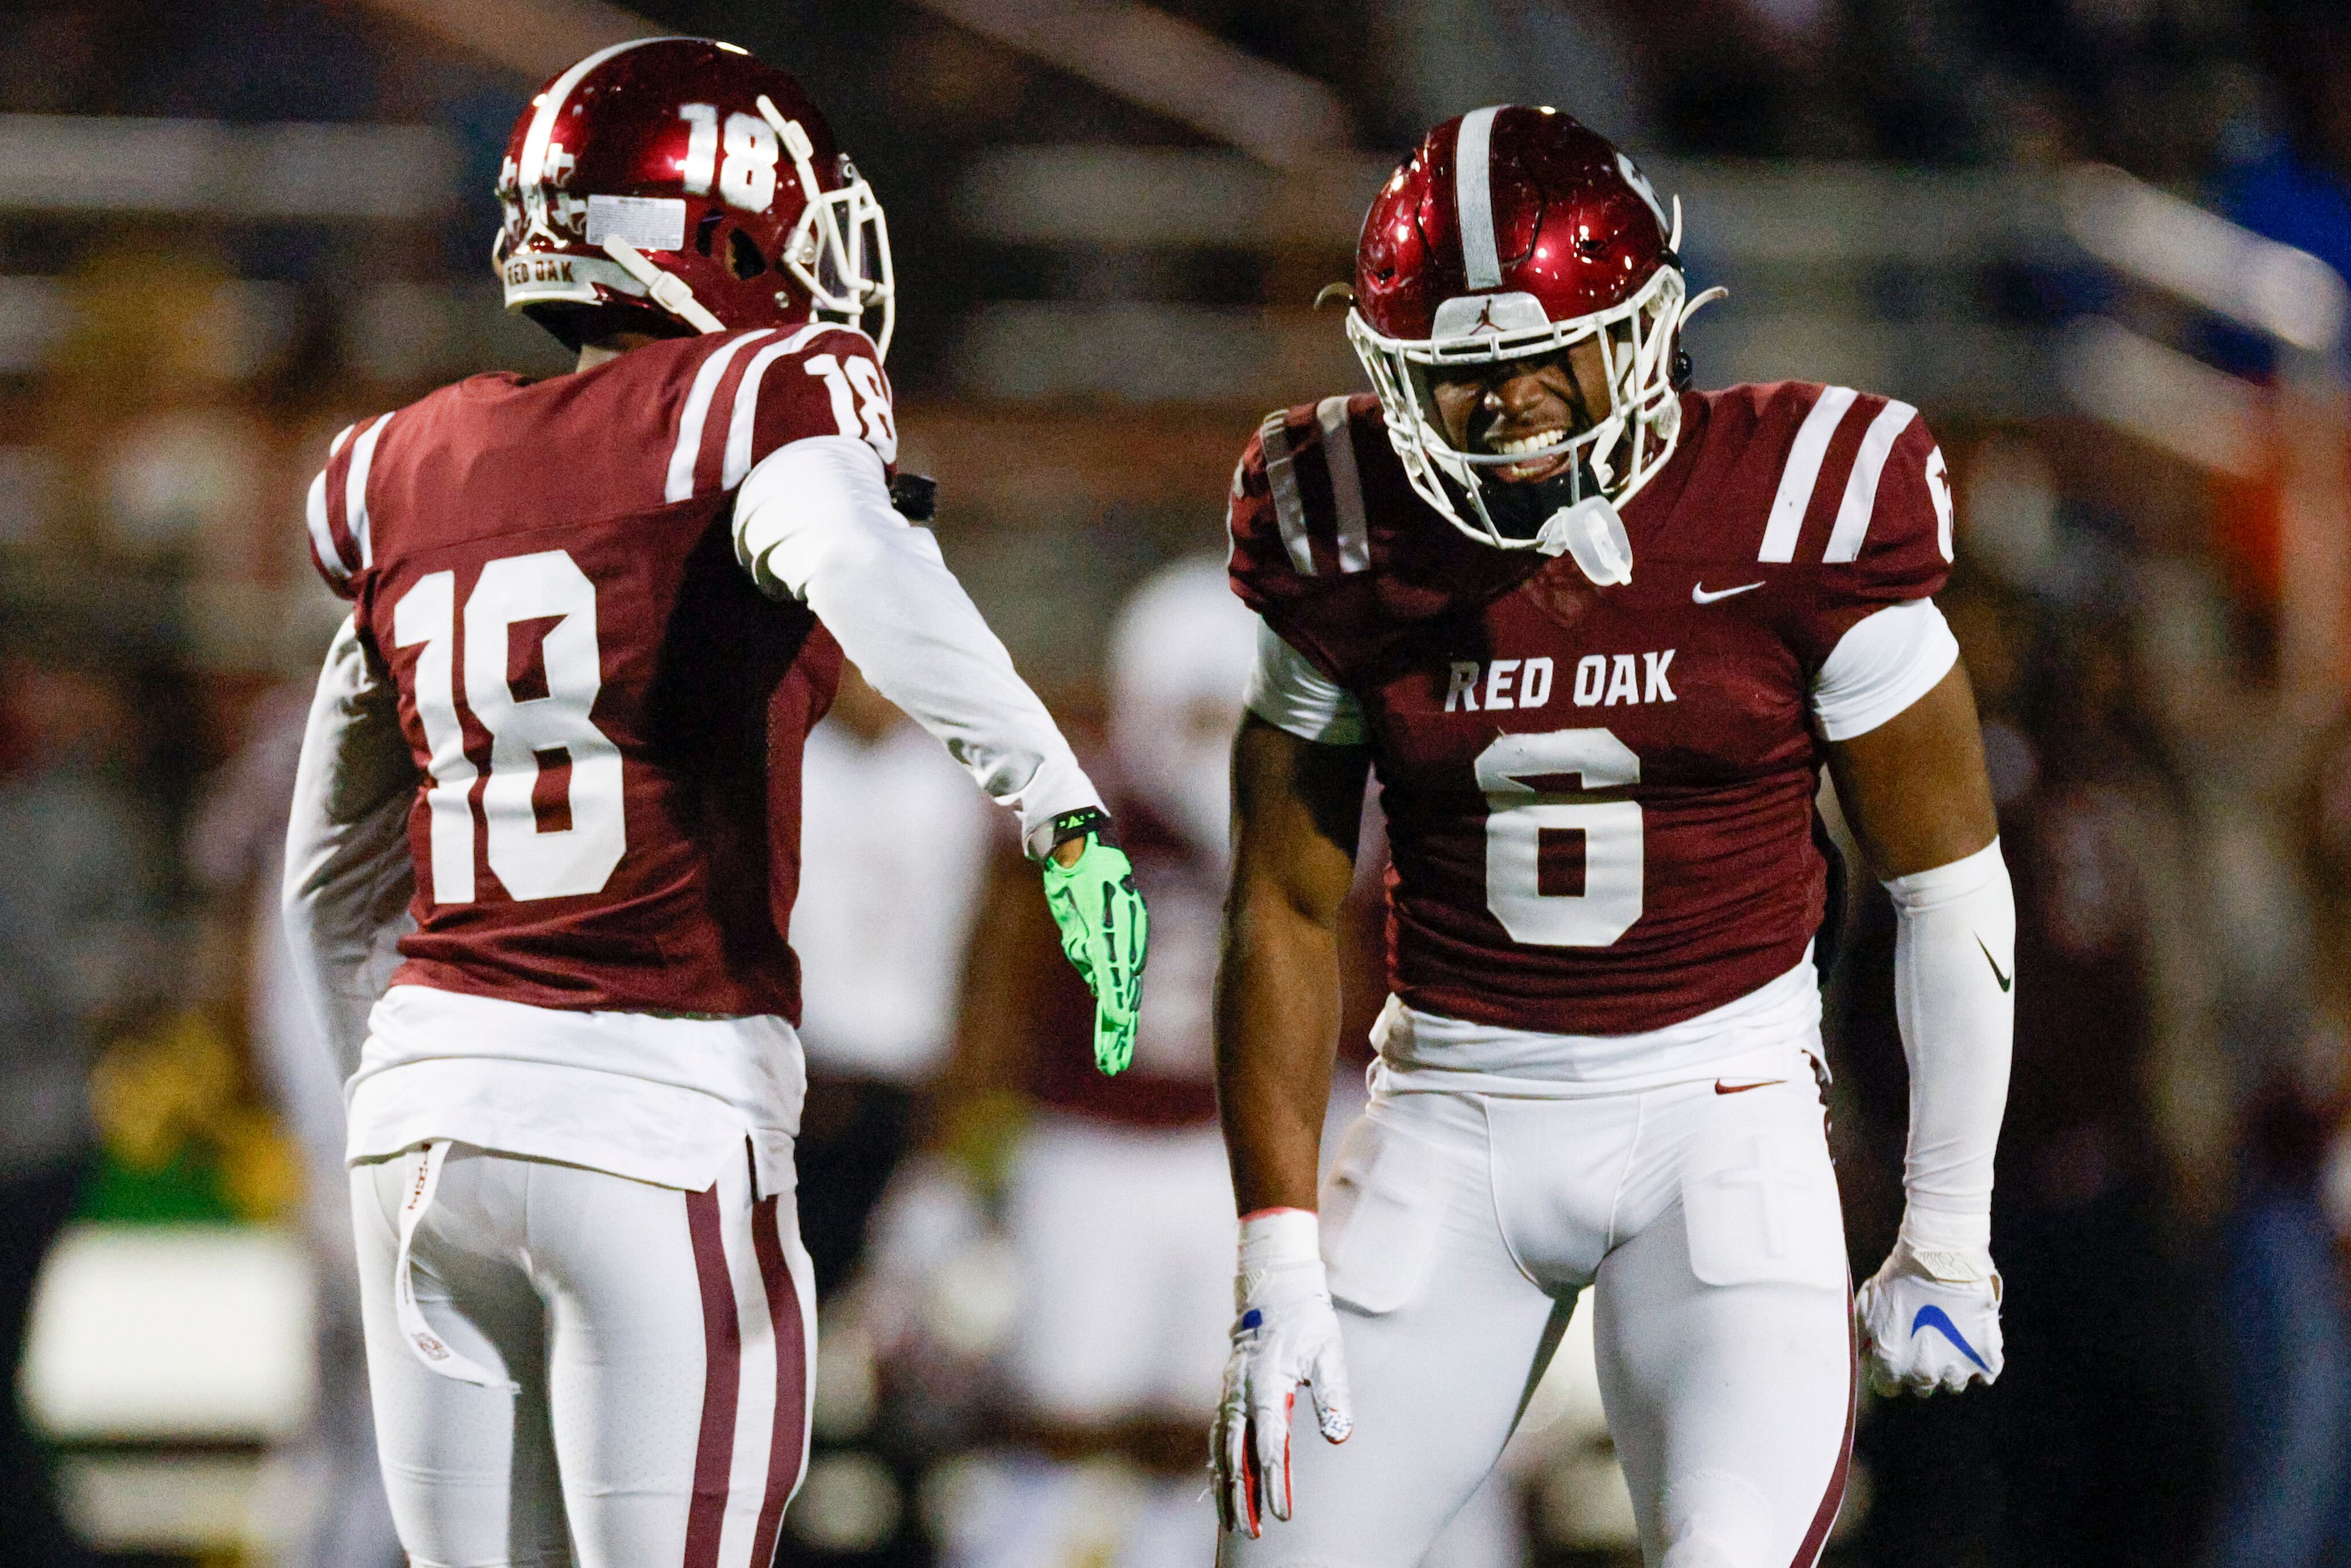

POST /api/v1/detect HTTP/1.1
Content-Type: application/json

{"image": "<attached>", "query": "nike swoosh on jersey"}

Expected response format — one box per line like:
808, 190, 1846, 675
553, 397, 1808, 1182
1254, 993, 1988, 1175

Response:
1911, 1303, 1991, 1373
1714, 1078, 1785, 1095
1975, 935, 2012, 992
1691, 579, 1765, 604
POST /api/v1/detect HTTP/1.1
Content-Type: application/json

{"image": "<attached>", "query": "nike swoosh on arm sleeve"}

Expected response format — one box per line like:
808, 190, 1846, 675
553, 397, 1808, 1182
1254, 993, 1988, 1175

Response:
732, 434, 1102, 842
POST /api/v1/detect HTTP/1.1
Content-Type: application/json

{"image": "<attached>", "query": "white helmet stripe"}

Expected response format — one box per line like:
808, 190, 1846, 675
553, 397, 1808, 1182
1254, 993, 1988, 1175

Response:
1455, 106, 1505, 289
519, 36, 680, 188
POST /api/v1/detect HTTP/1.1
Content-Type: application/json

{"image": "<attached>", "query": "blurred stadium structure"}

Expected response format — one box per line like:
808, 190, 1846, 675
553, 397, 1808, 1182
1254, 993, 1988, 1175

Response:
5, 1, 2351, 1565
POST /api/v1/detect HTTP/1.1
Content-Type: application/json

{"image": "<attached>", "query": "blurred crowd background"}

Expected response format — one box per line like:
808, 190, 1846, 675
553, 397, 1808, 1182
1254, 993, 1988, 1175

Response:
3, 0, 2351, 1565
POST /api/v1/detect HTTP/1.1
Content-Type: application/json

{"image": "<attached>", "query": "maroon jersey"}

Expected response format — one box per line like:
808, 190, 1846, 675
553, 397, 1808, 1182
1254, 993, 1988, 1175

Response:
1229, 383, 1954, 1035
305, 323, 902, 1019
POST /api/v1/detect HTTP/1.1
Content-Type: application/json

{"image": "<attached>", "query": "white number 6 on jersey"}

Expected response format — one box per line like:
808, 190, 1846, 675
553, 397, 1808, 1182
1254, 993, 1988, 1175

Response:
1476, 728, 1642, 947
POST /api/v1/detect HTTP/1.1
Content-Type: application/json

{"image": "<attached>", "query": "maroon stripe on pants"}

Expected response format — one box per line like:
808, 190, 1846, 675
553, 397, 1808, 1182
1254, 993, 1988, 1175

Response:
1790, 1287, 1860, 1568
684, 1185, 741, 1568
745, 1194, 808, 1568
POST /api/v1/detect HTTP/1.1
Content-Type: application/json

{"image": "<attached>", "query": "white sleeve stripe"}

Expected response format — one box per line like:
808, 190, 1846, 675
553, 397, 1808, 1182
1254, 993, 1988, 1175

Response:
345, 414, 388, 570
1823, 399, 1918, 564
1811, 599, 1959, 741
304, 468, 346, 582
1261, 412, 1316, 575
666, 329, 775, 503
1759, 385, 1857, 563
328, 422, 357, 458
720, 321, 832, 492
1317, 397, 1371, 574
1244, 618, 1365, 745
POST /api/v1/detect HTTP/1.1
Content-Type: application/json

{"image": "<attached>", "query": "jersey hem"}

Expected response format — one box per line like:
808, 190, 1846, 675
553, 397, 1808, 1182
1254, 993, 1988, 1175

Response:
1370, 951, 1823, 1098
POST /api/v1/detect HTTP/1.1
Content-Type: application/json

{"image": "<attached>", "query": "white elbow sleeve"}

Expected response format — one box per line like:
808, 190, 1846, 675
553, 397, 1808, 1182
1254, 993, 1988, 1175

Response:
1884, 837, 2015, 1255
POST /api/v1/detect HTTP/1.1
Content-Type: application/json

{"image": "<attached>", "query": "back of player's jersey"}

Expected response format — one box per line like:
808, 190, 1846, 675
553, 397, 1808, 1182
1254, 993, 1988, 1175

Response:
304, 324, 901, 1020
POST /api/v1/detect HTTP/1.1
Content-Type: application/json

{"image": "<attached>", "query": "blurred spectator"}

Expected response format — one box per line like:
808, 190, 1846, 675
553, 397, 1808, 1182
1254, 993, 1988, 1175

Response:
793, 661, 993, 1300
896, 556, 1256, 1568
2207, 717, 2351, 1568
186, 680, 404, 1568
0, 655, 164, 1566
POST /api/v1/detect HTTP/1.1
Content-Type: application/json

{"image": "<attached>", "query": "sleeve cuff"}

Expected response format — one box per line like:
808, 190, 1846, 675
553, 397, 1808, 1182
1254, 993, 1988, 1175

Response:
1812, 599, 1959, 742
1013, 753, 1106, 857
1243, 620, 1366, 746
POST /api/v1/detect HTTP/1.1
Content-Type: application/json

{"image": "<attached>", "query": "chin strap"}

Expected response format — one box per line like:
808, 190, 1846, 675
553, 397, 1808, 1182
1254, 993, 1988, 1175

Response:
599, 238, 726, 335
1676, 283, 1729, 336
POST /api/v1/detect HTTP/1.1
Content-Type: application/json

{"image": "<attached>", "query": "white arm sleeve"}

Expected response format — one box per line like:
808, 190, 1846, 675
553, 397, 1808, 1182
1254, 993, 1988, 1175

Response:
281, 615, 418, 1077
1884, 837, 2015, 1255
1812, 599, 1960, 741
1243, 620, 1366, 745
734, 435, 1101, 850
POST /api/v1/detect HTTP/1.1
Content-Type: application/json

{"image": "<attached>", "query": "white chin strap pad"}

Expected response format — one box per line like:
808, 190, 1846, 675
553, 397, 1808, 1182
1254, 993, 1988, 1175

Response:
599, 238, 726, 335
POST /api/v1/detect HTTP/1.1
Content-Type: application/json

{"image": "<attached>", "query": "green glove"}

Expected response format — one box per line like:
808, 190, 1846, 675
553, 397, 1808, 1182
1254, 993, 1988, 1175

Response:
1039, 811, 1148, 1075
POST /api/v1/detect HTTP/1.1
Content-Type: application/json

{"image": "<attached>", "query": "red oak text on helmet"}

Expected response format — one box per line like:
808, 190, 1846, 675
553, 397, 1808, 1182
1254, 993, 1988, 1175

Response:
1354, 105, 1671, 344
494, 36, 894, 354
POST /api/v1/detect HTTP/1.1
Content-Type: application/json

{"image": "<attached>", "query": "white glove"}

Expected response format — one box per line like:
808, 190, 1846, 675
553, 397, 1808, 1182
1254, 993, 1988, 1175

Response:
1856, 1235, 2005, 1397
1214, 1209, 1352, 1536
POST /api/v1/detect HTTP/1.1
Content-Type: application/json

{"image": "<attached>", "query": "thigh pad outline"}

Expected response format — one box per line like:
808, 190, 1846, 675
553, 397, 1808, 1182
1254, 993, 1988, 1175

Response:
1318, 1113, 1457, 1316
1677, 1115, 1844, 1292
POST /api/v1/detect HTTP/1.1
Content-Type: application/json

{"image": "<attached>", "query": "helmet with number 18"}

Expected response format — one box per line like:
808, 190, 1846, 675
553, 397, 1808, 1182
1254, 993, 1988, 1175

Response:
1346, 104, 1722, 558
493, 36, 894, 355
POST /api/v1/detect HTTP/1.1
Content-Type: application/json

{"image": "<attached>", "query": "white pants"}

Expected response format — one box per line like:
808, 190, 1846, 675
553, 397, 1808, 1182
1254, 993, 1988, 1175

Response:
1223, 1060, 1854, 1568
351, 1142, 817, 1568
1007, 1115, 1237, 1423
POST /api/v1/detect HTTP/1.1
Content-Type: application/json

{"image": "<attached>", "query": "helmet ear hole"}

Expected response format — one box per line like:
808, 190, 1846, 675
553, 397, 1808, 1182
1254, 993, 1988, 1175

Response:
695, 212, 723, 257
726, 226, 769, 281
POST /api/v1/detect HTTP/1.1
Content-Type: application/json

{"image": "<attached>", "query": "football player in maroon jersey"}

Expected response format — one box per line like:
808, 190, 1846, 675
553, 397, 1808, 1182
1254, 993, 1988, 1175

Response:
279, 38, 1143, 1568
1211, 107, 2013, 1567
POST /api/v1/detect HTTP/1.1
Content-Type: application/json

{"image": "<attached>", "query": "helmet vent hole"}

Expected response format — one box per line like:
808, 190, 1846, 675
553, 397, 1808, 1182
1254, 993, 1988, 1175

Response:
726, 227, 769, 281
695, 212, 723, 257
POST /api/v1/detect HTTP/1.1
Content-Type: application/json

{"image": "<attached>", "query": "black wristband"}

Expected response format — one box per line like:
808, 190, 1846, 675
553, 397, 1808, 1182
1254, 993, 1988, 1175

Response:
1049, 807, 1116, 852
888, 473, 938, 522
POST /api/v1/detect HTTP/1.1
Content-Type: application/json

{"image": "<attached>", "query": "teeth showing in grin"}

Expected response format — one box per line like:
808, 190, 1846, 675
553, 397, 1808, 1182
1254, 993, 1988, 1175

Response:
1489, 428, 1566, 457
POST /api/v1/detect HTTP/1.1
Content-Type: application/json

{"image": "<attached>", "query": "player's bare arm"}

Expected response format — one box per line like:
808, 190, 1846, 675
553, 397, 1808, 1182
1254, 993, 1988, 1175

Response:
1211, 714, 1368, 1535
1216, 715, 1371, 1215
1827, 662, 1998, 877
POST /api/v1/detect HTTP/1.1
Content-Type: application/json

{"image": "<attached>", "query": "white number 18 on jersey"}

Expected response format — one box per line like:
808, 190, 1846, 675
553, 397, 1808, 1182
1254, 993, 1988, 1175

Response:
392, 549, 625, 904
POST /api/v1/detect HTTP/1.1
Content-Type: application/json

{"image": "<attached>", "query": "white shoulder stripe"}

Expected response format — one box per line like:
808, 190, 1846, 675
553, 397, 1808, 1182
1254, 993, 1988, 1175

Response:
1454, 107, 1505, 291
1758, 386, 1858, 563
1823, 399, 1919, 564
723, 323, 829, 491
328, 422, 357, 458
1317, 396, 1370, 573
1260, 412, 1315, 575
666, 330, 776, 502
303, 468, 345, 582
345, 414, 388, 570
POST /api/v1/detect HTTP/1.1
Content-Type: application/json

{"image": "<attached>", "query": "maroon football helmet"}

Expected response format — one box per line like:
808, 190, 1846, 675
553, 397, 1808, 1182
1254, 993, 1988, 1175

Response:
494, 37, 894, 355
1347, 106, 1722, 559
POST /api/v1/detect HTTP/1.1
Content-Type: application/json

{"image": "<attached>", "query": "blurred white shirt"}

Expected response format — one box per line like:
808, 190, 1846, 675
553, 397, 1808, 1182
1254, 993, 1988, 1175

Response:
793, 715, 989, 1084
